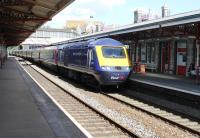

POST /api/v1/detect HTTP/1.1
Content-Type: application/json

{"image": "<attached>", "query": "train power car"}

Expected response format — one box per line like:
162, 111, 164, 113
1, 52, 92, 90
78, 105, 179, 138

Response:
14, 38, 132, 86
61, 38, 132, 86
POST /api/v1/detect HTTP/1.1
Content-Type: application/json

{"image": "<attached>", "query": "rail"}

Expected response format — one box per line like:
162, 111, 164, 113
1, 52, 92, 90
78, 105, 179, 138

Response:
17, 57, 200, 137
19, 59, 140, 138
101, 92, 200, 136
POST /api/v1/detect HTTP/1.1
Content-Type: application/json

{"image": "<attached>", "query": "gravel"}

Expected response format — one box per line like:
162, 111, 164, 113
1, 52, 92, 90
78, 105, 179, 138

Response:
32, 65, 198, 138
86, 93, 198, 138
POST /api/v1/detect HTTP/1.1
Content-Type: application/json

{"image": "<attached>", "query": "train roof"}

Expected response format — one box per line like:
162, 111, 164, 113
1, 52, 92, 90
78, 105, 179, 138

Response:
26, 38, 124, 50
88, 38, 123, 47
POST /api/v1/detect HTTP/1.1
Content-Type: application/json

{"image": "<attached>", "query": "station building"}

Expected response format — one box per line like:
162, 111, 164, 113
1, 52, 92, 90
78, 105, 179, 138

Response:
63, 10, 200, 78
132, 34, 197, 76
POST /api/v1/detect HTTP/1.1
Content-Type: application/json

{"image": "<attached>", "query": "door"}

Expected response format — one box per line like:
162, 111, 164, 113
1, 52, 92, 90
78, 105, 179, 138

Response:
160, 42, 171, 73
58, 49, 64, 66
161, 46, 166, 73
177, 41, 187, 76
88, 49, 95, 69
197, 43, 200, 67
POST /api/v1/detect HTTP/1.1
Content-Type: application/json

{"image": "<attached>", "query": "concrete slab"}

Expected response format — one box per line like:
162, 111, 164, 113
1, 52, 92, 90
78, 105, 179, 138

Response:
0, 58, 86, 138
130, 73, 200, 94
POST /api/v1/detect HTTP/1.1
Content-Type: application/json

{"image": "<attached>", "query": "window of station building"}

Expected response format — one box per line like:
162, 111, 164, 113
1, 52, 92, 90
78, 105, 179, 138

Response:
151, 46, 156, 62
183, 53, 187, 62
146, 43, 156, 63
196, 43, 200, 66
140, 43, 146, 63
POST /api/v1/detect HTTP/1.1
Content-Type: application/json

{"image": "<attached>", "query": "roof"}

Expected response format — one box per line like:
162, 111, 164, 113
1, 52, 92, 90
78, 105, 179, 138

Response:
0, 0, 74, 46
37, 27, 73, 32
89, 38, 123, 47
61, 9, 200, 43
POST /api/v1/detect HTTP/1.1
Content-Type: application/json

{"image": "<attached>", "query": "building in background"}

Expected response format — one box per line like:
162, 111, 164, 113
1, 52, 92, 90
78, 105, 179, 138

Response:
103, 24, 121, 31
66, 20, 87, 31
134, 8, 160, 23
134, 9, 144, 23
161, 4, 170, 18
66, 19, 104, 35
21, 28, 78, 50
134, 4, 170, 23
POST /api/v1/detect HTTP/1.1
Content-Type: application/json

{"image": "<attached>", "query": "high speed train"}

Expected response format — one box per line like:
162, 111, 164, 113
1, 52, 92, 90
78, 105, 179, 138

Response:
13, 38, 132, 86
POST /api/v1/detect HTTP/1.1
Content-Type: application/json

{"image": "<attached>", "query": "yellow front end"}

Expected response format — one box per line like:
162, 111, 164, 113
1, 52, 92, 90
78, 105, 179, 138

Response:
95, 46, 131, 67
95, 45, 132, 85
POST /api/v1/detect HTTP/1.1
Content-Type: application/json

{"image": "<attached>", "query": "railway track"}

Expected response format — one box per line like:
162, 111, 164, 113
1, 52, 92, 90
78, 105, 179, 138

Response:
101, 92, 200, 136
18, 58, 199, 138
19, 59, 139, 138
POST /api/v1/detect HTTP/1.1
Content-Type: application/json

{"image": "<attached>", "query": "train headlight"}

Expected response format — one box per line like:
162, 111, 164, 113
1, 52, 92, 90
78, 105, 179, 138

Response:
101, 66, 112, 71
101, 66, 106, 70
126, 67, 130, 71
106, 66, 111, 71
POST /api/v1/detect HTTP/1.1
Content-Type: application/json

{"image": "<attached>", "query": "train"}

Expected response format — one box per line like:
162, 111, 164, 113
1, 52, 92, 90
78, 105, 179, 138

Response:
12, 38, 132, 86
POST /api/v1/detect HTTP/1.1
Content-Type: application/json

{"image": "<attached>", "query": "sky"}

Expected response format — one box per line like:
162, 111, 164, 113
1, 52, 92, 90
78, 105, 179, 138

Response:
44, 0, 200, 28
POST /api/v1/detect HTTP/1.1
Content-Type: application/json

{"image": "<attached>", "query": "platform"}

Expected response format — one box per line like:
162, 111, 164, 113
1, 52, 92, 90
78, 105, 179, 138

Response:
130, 72, 200, 95
0, 57, 86, 138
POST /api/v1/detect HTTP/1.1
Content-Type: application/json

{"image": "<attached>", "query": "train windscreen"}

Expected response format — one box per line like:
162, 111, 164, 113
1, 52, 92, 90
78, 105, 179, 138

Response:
102, 47, 126, 58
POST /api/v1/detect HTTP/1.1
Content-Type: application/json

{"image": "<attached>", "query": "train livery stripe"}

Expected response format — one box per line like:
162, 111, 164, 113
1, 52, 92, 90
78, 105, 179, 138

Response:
95, 45, 130, 67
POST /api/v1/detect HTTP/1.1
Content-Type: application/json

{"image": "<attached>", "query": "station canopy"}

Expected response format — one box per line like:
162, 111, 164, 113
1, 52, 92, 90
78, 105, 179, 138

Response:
0, 0, 74, 46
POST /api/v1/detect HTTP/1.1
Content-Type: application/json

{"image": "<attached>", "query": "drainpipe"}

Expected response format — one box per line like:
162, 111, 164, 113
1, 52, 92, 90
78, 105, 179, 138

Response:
196, 23, 200, 84
196, 40, 199, 84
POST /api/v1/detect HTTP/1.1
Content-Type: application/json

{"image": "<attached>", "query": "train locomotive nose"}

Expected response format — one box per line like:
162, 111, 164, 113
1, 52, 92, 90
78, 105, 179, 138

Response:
100, 71, 129, 85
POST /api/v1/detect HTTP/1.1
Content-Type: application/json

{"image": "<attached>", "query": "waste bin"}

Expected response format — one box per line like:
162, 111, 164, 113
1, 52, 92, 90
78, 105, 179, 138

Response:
134, 62, 140, 73
140, 64, 146, 74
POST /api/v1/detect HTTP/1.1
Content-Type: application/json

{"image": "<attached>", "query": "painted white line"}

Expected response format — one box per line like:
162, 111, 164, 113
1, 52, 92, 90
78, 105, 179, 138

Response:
131, 78, 200, 96
16, 59, 93, 138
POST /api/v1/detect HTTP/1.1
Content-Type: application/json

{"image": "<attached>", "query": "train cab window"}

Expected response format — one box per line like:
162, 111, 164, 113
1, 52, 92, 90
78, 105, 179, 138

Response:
102, 47, 125, 58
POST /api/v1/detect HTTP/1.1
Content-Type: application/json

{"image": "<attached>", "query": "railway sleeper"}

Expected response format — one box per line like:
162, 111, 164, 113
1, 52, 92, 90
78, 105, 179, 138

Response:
84, 125, 116, 130
86, 127, 118, 132
90, 130, 126, 137
73, 115, 100, 120
67, 110, 93, 113
163, 115, 182, 120
78, 119, 106, 124
179, 122, 200, 127
76, 118, 105, 123
83, 123, 113, 128
81, 122, 110, 127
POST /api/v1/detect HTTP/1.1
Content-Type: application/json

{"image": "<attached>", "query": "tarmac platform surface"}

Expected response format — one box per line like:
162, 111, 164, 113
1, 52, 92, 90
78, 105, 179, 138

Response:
130, 72, 200, 94
0, 57, 86, 138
